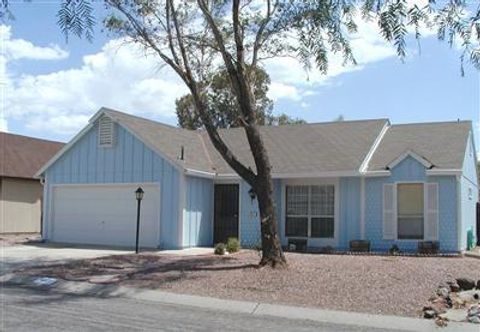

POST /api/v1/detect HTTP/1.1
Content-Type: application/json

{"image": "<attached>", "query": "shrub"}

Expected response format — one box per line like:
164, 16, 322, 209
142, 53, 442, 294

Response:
226, 237, 241, 253
214, 243, 226, 255
389, 244, 401, 255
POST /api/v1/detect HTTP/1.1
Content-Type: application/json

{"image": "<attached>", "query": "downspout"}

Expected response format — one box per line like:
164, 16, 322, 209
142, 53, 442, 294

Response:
360, 176, 366, 240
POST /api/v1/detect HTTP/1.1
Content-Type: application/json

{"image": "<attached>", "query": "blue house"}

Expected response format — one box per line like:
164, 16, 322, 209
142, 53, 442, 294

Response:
36, 108, 478, 253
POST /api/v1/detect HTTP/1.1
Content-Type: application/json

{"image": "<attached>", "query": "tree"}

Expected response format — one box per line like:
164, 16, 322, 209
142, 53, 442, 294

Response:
176, 66, 272, 129
176, 66, 305, 129
3, 0, 480, 267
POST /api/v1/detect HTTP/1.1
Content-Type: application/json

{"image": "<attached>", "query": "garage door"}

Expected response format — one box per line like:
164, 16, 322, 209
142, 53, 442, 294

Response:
51, 184, 160, 248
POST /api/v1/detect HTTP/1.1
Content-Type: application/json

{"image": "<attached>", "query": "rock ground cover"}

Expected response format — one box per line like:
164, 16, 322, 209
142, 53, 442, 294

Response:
14, 250, 480, 317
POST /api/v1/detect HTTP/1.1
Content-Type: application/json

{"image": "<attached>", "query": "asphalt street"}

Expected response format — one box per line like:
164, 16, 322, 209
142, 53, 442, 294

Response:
1, 286, 408, 332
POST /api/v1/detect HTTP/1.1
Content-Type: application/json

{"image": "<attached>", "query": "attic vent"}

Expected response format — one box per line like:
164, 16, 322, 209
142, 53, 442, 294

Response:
98, 116, 115, 147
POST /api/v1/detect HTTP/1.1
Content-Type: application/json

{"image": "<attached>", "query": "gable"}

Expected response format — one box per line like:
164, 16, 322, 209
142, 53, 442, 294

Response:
44, 119, 177, 184
462, 131, 478, 186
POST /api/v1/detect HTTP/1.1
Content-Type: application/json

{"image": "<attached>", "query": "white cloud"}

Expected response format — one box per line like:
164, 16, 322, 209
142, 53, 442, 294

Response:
4, 33, 187, 136
0, 114, 7, 132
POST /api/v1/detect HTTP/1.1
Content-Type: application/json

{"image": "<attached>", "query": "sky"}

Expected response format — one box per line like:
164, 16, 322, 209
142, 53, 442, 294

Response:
1, 1, 479, 156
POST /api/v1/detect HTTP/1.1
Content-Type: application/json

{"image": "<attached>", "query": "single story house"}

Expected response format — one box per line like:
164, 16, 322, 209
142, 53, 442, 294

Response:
36, 108, 478, 252
1, 132, 64, 233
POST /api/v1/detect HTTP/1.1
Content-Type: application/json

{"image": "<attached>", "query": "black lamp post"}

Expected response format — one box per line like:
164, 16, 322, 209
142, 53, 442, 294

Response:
134, 187, 144, 254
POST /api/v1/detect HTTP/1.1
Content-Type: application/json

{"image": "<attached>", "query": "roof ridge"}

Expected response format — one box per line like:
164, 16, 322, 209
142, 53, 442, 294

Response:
0, 131, 65, 145
391, 120, 472, 127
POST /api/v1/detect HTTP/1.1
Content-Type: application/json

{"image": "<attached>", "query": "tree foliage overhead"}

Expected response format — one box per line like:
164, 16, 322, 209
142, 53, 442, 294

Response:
175, 66, 304, 130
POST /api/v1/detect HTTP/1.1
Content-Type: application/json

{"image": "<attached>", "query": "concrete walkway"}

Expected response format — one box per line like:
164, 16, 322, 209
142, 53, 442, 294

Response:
3, 274, 478, 332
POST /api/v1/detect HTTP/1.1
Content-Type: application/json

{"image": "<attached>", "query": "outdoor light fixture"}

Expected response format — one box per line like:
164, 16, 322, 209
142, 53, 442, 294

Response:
248, 188, 256, 201
134, 187, 144, 254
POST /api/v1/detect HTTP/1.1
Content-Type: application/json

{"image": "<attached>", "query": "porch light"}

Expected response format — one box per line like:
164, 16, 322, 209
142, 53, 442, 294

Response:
248, 188, 256, 201
135, 187, 144, 201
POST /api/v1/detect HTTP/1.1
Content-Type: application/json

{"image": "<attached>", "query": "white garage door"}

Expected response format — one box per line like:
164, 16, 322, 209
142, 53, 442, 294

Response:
51, 184, 160, 248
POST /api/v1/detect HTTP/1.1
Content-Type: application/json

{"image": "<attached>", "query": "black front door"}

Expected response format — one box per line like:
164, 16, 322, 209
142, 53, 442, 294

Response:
214, 184, 239, 244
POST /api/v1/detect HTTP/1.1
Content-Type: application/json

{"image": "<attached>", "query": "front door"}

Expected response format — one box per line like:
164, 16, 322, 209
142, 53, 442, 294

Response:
213, 184, 239, 244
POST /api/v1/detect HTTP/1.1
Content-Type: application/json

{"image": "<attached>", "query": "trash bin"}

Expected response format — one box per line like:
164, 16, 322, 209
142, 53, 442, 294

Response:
467, 227, 476, 251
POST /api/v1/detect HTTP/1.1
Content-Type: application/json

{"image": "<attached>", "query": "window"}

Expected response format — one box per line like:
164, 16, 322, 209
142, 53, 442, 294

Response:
98, 116, 114, 147
286, 185, 335, 238
397, 183, 424, 240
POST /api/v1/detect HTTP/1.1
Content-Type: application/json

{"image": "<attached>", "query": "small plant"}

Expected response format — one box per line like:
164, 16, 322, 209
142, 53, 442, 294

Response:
226, 237, 241, 253
389, 244, 401, 255
214, 243, 226, 255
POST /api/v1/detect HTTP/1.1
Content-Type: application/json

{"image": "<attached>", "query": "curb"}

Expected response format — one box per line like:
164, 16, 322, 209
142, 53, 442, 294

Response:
464, 252, 480, 259
3, 274, 478, 332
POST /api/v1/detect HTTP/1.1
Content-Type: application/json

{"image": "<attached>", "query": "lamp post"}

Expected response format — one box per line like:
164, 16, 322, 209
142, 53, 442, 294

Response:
134, 187, 144, 254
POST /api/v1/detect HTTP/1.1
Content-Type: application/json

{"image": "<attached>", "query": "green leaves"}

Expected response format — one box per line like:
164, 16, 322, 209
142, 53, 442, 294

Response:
57, 0, 95, 42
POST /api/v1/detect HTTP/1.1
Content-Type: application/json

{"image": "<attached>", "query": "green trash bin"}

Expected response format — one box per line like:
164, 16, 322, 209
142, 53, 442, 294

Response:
467, 227, 476, 251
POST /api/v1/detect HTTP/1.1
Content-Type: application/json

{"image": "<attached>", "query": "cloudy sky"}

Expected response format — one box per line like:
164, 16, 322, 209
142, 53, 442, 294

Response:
1, 1, 479, 155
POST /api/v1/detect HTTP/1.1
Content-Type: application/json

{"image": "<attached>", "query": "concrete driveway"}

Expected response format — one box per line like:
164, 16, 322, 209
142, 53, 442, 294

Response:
1, 244, 131, 274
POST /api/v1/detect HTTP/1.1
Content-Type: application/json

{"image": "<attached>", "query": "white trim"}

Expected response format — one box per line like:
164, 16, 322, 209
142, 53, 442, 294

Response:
273, 171, 360, 179
426, 169, 462, 176
387, 150, 433, 170
184, 168, 216, 179
360, 177, 365, 239
394, 181, 427, 241
35, 122, 94, 178
178, 173, 186, 247
282, 178, 340, 247
363, 170, 391, 177
359, 122, 390, 173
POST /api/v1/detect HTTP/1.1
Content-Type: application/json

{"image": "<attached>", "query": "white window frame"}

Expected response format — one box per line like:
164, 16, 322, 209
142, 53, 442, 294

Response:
395, 181, 425, 241
282, 178, 339, 247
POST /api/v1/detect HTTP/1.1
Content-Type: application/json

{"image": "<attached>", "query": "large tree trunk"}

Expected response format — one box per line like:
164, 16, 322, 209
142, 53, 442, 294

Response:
254, 167, 286, 267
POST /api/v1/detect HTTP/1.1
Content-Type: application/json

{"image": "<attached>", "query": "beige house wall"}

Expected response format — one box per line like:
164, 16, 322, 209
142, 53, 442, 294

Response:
0, 177, 42, 233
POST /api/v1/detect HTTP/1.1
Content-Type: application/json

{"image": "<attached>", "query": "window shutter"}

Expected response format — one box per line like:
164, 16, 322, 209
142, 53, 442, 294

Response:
424, 183, 439, 241
98, 116, 114, 147
383, 183, 396, 240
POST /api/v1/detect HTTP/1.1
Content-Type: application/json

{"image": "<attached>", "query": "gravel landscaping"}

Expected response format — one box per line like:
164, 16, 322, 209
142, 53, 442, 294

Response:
15, 250, 480, 317
0, 233, 41, 247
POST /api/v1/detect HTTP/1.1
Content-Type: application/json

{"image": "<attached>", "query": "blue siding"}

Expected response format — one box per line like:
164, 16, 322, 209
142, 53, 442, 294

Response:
365, 156, 458, 252
460, 134, 478, 250
339, 177, 361, 249
239, 179, 282, 248
184, 176, 214, 247
44, 122, 182, 249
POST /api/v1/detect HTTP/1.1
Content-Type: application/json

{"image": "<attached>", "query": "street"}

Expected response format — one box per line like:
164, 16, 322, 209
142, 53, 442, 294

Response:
1, 286, 406, 332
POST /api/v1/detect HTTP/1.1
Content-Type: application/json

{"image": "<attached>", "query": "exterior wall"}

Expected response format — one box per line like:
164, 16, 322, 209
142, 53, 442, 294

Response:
459, 133, 478, 251
0, 178, 42, 233
339, 177, 361, 249
238, 179, 282, 248
43, 122, 182, 249
183, 176, 214, 247
365, 156, 458, 252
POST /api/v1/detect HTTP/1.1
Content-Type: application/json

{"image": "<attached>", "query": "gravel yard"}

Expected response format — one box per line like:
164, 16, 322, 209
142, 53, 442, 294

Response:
0, 233, 41, 246
16, 251, 480, 317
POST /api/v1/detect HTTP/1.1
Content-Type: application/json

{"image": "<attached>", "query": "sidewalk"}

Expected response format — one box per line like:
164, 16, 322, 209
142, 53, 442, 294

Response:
2, 274, 477, 332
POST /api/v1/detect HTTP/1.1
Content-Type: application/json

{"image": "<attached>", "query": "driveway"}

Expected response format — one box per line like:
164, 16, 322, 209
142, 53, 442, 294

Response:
1, 244, 131, 274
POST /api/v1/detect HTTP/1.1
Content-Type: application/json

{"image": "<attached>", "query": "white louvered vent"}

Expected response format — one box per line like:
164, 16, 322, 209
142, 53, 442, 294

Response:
98, 116, 115, 147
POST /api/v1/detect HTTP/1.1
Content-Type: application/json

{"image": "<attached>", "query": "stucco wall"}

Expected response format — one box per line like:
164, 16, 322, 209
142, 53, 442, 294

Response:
0, 178, 42, 233
183, 176, 214, 247
365, 156, 458, 252
44, 122, 182, 249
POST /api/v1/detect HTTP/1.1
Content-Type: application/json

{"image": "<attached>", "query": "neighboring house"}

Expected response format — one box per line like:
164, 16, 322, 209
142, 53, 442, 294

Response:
1, 133, 64, 233
36, 108, 478, 252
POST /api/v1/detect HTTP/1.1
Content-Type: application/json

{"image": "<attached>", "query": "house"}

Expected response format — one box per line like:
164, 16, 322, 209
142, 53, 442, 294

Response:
35, 108, 478, 252
1, 132, 64, 233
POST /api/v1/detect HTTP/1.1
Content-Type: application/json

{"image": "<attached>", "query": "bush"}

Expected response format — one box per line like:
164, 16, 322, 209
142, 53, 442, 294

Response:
226, 237, 241, 253
214, 243, 226, 255
389, 244, 401, 255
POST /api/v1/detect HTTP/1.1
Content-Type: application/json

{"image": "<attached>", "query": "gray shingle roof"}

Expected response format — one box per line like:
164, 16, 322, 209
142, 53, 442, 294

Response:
100, 108, 473, 176
202, 119, 388, 174
102, 108, 213, 172
367, 121, 472, 171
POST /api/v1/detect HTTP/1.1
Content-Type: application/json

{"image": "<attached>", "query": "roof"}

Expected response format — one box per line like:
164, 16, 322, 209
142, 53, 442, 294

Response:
202, 119, 389, 175
367, 121, 472, 171
36, 108, 475, 178
0, 132, 64, 179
